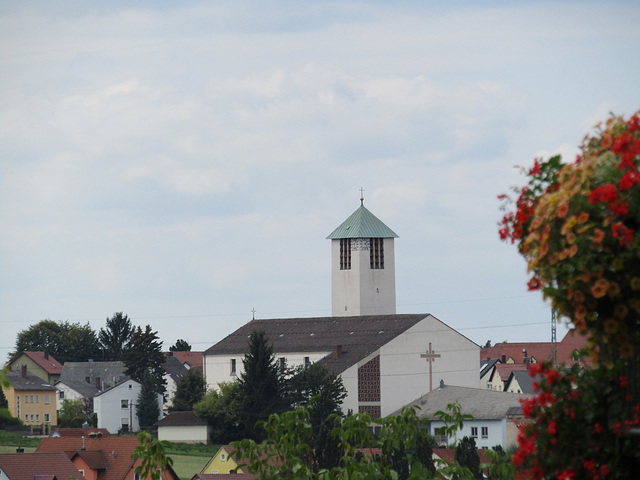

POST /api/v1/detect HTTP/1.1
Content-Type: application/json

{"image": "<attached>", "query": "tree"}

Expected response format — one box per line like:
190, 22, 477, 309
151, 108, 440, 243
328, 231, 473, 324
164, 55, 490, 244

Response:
11, 320, 101, 364
194, 381, 244, 443
456, 436, 482, 479
137, 370, 161, 430
238, 330, 285, 440
58, 399, 87, 428
286, 363, 346, 425
99, 312, 134, 361
132, 430, 174, 480
123, 325, 166, 395
169, 368, 205, 412
169, 339, 191, 352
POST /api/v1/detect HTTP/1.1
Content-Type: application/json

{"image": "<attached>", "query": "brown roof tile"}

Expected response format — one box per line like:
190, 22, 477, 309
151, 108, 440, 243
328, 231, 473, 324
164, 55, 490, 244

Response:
156, 411, 208, 427
23, 351, 63, 375
0, 452, 85, 480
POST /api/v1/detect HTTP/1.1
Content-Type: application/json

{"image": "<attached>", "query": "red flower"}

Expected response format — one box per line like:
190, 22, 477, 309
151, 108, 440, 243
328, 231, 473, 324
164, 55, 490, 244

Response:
589, 184, 619, 204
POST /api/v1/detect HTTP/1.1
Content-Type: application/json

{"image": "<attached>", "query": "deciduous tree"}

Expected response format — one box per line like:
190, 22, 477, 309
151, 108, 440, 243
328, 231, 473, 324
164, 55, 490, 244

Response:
194, 381, 243, 443
169, 368, 205, 412
58, 399, 86, 428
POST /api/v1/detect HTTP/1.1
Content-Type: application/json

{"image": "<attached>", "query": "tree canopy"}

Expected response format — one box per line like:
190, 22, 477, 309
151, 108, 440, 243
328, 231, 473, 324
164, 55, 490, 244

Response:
169, 339, 191, 352
58, 399, 87, 428
194, 381, 244, 443
137, 370, 161, 430
169, 368, 205, 412
99, 312, 134, 361
12, 319, 101, 364
123, 325, 166, 395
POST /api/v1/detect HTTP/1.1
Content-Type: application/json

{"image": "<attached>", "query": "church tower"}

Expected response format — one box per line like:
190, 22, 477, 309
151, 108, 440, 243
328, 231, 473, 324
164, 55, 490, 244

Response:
327, 195, 398, 316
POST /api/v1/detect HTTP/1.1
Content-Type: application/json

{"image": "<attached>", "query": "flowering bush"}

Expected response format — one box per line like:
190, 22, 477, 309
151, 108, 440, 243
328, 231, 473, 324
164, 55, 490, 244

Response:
513, 360, 640, 480
499, 112, 640, 358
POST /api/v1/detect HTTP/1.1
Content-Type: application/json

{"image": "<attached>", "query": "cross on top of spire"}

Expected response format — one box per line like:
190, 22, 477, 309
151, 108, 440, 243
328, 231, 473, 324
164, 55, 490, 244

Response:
359, 187, 364, 205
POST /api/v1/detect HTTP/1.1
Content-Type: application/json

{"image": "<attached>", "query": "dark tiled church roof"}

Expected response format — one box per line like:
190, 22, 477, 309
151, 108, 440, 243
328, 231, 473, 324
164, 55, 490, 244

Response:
204, 314, 430, 374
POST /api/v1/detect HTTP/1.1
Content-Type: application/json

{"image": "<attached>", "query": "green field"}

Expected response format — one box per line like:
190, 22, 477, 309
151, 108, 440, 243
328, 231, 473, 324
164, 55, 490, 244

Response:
171, 453, 211, 480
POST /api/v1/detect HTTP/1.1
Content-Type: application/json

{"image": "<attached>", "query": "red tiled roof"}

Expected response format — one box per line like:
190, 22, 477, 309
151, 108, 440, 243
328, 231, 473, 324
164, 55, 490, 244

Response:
493, 363, 527, 380
23, 351, 63, 375
166, 351, 204, 369
481, 330, 590, 367
74, 450, 107, 470
0, 452, 85, 480
193, 475, 256, 480
36, 436, 140, 480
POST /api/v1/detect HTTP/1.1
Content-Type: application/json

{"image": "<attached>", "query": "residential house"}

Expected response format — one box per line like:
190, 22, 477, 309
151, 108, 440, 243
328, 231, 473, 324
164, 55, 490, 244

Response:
166, 351, 204, 374
161, 355, 188, 411
36, 435, 179, 480
504, 369, 537, 394
432, 448, 492, 477
6, 351, 63, 385
156, 411, 211, 444
92, 378, 162, 434
400, 383, 530, 449
0, 452, 86, 480
204, 314, 480, 418
56, 361, 128, 411
485, 363, 528, 392
200, 445, 251, 476
2, 366, 57, 428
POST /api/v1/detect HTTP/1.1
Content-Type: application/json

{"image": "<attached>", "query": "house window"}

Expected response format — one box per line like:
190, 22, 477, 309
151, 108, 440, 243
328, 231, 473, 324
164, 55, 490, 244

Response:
121, 399, 129, 409
35, 395, 39, 403
279, 357, 286, 373
30, 395, 34, 403
221, 453, 226, 461
471, 427, 478, 438
44, 394, 50, 404
369, 238, 384, 269
59, 391, 65, 399
30, 414, 34, 421
45, 414, 50, 423
36, 414, 39, 422
481, 427, 488, 438
25, 396, 29, 404
340, 239, 351, 270
134, 473, 141, 480
230, 359, 236, 375
304, 357, 310, 368
486, 382, 492, 389
25, 414, 29, 421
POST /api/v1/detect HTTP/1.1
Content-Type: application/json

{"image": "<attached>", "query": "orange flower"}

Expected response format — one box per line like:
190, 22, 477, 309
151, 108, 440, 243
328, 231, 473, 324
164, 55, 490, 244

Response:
557, 203, 569, 218
619, 343, 633, 358
604, 318, 619, 334
568, 244, 578, 257
577, 211, 589, 224
613, 303, 628, 319
592, 228, 605, 243
539, 242, 549, 258
574, 317, 587, 332
591, 278, 609, 298
608, 282, 621, 297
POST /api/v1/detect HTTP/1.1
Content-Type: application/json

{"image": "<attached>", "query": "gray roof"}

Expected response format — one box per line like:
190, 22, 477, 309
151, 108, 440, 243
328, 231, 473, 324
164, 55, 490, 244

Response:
5, 371, 56, 391
326, 204, 398, 239
397, 384, 530, 420
162, 355, 189, 382
507, 370, 537, 394
56, 380, 100, 398
204, 314, 431, 374
59, 361, 128, 392
155, 411, 208, 427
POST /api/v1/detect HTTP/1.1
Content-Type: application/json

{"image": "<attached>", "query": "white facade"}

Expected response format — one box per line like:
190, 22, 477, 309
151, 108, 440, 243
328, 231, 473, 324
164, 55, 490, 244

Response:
158, 424, 210, 444
93, 379, 163, 434
429, 419, 510, 449
340, 315, 479, 417
205, 351, 328, 391
54, 382, 86, 411
331, 238, 396, 316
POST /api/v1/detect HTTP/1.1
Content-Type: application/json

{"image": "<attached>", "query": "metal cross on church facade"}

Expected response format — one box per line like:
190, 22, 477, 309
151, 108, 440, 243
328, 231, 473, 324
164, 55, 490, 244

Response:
420, 342, 441, 392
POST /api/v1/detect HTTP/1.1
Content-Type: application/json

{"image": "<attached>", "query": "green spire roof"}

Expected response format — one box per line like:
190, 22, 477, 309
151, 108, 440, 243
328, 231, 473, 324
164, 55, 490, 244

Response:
327, 203, 398, 239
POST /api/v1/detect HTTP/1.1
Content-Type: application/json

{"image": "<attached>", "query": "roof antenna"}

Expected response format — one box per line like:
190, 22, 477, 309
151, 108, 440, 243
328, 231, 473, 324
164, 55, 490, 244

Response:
359, 187, 364, 205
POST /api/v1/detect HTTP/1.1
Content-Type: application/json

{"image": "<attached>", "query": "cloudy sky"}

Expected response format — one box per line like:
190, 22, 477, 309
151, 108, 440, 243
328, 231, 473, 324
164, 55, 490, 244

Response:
1, 1, 639, 361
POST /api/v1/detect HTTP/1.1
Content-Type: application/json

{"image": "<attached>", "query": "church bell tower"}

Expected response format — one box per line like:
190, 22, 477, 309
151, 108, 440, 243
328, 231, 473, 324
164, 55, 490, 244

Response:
327, 194, 398, 316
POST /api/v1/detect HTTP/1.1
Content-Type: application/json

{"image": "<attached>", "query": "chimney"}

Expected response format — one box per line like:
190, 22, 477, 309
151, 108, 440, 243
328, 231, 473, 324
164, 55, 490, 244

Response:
81, 436, 85, 450
44, 351, 49, 360
332, 345, 342, 359
16, 447, 24, 454
501, 354, 506, 363
21, 365, 27, 378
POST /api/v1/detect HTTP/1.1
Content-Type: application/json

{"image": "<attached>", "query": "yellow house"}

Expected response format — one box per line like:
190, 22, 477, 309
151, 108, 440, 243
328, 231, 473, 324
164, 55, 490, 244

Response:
3, 366, 58, 427
201, 445, 245, 475
6, 351, 63, 385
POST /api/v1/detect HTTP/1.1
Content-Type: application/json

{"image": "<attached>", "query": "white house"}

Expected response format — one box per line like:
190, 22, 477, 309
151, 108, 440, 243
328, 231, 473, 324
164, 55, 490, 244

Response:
92, 378, 162, 434
155, 411, 211, 444
400, 383, 530, 449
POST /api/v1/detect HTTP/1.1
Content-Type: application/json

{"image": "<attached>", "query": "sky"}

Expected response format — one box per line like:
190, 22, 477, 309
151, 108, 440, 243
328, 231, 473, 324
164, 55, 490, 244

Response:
1, 1, 639, 362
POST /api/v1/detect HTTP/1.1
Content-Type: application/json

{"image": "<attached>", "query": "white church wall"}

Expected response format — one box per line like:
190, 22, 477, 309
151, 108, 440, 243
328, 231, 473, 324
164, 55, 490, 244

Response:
380, 315, 479, 417
357, 238, 396, 316
339, 363, 359, 414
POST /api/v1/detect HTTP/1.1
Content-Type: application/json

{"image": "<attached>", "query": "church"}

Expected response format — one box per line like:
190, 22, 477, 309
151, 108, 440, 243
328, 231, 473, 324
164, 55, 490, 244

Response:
202, 196, 480, 417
